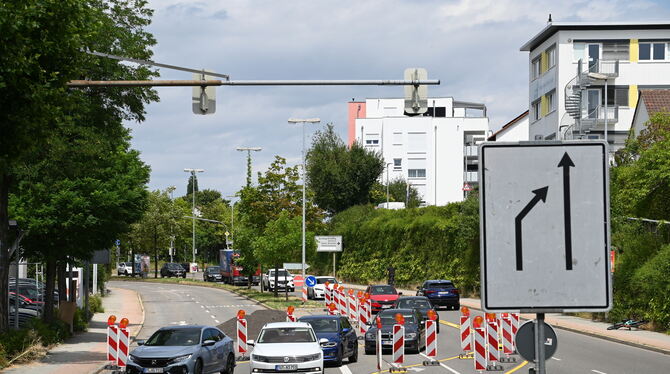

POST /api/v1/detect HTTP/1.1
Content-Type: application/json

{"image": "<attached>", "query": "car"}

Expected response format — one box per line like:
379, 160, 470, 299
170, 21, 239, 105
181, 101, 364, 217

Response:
416, 280, 460, 310
161, 263, 187, 278
307, 276, 338, 300
126, 325, 235, 374
117, 262, 133, 276
393, 296, 440, 333
262, 269, 295, 292
298, 315, 358, 366
248, 322, 326, 374
9, 292, 43, 312
204, 266, 223, 282
364, 308, 425, 354
365, 284, 401, 313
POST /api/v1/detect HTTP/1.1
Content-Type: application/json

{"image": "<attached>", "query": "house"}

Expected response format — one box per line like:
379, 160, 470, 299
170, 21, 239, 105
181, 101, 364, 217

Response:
631, 89, 670, 136
488, 111, 529, 142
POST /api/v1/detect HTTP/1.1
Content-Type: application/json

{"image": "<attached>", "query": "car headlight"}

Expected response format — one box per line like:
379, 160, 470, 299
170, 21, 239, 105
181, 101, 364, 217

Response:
252, 354, 269, 363
320, 340, 337, 348
405, 332, 417, 339
129, 354, 138, 363
168, 354, 192, 364
305, 353, 321, 361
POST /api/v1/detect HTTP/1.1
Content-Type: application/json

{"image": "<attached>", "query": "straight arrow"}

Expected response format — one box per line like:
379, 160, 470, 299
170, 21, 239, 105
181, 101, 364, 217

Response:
558, 152, 575, 270
514, 186, 549, 271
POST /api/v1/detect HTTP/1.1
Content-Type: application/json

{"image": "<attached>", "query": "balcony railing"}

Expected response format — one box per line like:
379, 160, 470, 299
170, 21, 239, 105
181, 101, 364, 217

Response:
587, 59, 619, 77
584, 105, 619, 124
464, 145, 478, 157
465, 172, 478, 183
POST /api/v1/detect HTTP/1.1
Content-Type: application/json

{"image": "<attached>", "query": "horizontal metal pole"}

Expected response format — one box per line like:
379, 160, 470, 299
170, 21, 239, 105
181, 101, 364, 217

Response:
67, 79, 440, 88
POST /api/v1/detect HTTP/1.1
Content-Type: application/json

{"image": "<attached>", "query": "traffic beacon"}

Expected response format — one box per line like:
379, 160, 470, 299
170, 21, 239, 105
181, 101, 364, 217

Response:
459, 306, 472, 358
236, 309, 248, 359
391, 313, 405, 369
106, 315, 118, 365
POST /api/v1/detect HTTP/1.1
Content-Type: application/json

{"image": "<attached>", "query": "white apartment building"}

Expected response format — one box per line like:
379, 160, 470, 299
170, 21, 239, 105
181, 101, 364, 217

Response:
347, 97, 489, 205
520, 21, 670, 151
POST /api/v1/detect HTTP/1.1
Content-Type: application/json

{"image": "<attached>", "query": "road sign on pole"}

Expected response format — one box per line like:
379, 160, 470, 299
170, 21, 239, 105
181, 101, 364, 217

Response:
404, 68, 428, 114
192, 70, 216, 114
315, 236, 342, 252
479, 141, 611, 312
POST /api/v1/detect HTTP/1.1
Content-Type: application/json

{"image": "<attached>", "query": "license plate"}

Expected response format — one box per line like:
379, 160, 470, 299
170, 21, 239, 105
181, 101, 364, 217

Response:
275, 364, 298, 371
439, 292, 450, 295
382, 340, 393, 345
144, 368, 164, 373
382, 304, 392, 308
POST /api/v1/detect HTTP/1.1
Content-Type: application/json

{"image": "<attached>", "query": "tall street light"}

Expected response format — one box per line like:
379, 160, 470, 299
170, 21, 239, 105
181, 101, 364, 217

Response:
236, 147, 263, 187
386, 162, 393, 208
184, 168, 204, 264
288, 117, 321, 281
226, 195, 238, 246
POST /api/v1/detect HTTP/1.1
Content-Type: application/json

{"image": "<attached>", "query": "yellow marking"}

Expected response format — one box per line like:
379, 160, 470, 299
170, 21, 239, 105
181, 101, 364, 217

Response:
540, 51, 548, 73
630, 39, 639, 62
439, 319, 460, 329
505, 360, 528, 374
237, 360, 249, 364
629, 84, 638, 108
540, 95, 548, 117
369, 355, 464, 374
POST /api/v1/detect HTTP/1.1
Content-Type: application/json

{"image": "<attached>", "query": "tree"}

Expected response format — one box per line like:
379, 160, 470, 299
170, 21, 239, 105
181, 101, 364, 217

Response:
370, 177, 422, 208
186, 174, 199, 196
306, 124, 385, 214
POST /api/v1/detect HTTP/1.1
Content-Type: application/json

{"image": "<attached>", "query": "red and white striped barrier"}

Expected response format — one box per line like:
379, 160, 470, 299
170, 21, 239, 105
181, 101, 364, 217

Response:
302, 285, 307, 302
237, 310, 248, 357
328, 302, 338, 315
338, 288, 347, 317
286, 306, 296, 322
348, 290, 357, 322
425, 320, 437, 357
107, 315, 118, 364
499, 313, 517, 363
358, 297, 368, 334
117, 326, 129, 367
459, 307, 472, 356
375, 317, 383, 371
473, 316, 487, 372
324, 283, 332, 307
512, 313, 520, 348
392, 324, 405, 364
486, 314, 503, 371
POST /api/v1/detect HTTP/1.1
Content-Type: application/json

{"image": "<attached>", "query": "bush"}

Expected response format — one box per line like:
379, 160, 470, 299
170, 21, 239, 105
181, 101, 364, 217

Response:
89, 294, 105, 314
0, 319, 70, 369
73, 308, 88, 332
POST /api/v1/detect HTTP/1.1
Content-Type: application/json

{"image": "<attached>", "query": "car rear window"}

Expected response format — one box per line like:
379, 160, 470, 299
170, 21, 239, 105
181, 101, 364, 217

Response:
317, 278, 336, 284
370, 285, 397, 295
427, 282, 454, 288
396, 299, 432, 309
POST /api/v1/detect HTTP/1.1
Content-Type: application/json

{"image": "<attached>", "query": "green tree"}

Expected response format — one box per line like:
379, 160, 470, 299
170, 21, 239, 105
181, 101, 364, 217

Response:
370, 177, 422, 208
186, 174, 199, 196
306, 124, 385, 214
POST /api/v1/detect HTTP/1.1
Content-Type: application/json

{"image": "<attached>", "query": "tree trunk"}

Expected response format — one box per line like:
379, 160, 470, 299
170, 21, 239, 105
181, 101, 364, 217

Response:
43, 258, 57, 323
0, 173, 11, 332
57, 261, 67, 304
154, 228, 158, 278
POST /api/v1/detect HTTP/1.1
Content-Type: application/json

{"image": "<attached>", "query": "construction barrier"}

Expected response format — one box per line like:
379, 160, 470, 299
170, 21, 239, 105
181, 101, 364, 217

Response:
107, 315, 118, 364
392, 324, 405, 364
348, 289, 357, 322
358, 296, 368, 334
473, 316, 487, 372
486, 313, 503, 371
338, 287, 347, 317
499, 313, 517, 363
511, 313, 520, 349
302, 285, 307, 302
328, 302, 338, 316
375, 316, 383, 371
237, 310, 248, 357
459, 307, 472, 357
286, 305, 296, 322
117, 319, 130, 368
324, 282, 332, 307
425, 320, 437, 357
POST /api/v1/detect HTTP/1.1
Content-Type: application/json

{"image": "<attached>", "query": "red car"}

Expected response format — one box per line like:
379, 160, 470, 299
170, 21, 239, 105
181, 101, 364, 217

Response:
365, 285, 401, 313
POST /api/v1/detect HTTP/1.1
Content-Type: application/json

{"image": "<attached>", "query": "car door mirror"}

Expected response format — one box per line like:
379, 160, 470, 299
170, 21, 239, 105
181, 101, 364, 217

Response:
136, 339, 146, 346
416, 286, 421, 290
341, 327, 350, 334
247, 339, 255, 346
319, 338, 329, 344
203, 339, 216, 347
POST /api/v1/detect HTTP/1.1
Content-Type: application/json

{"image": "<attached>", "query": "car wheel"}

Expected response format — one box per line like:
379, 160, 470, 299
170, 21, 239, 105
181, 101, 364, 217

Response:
221, 353, 235, 374
334, 345, 343, 366
349, 345, 359, 363
194, 358, 203, 374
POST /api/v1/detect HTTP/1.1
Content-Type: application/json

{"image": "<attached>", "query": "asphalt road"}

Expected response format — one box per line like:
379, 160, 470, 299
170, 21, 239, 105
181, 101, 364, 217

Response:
111, 280, 670, 374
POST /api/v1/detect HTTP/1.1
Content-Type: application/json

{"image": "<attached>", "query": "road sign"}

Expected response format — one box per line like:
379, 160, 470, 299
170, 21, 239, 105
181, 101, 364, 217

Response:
515, 320, 557, 361
315, 236, 343, 252
305, 275, 317, 287
283, 263, 310, 270
192, 70, 216, 115
479, 141, 611, 312
404, 68, 428, 114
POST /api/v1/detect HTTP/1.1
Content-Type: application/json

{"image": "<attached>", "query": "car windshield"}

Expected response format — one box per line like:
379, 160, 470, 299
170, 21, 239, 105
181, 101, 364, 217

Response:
303, 319, 338, 333
269, 270, 290, 277
370, 285, 397, 295
396, 299, 432, 309
145, 328, 201, 346
317, 278, 336, 285
207, 267, 220, 273
427, 282, 454, 288
377, 312, 417, 326
258, 327, 316, 343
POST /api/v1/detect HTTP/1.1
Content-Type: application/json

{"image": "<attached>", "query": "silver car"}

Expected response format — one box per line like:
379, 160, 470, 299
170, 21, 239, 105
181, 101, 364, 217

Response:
127, 325, 235, 374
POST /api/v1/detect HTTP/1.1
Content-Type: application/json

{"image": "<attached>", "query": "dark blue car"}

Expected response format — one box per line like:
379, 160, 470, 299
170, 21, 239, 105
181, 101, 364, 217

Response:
416, 280, 460, 310
298, 315, 358, 366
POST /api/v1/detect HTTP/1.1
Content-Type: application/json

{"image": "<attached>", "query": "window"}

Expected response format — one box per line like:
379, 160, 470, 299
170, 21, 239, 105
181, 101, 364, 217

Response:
408, 169, 426, 178
546, 46, 556, 69
407, 132, 426, 153
392, 132, 402, 145
547, 91, 556, 113
531, 57, 541, 79
604, 85, 629, 106
365, 139, 379, 145
534, 135, 544, 140
393, 158, 402, 170
531, 100, 541, 121
640, 42, 666, 61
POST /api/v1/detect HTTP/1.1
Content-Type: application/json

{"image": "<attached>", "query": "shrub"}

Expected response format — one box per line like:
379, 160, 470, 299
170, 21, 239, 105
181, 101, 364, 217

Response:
73, 308, 88, 332
89, 294, 105, 314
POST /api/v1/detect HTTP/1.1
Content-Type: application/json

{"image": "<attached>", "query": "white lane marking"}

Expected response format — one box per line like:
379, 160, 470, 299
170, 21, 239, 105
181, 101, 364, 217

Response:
592, 370, 607, 374
210, 314, 216, 319
200, 305, 204, 308
551, 357, 562, 361
339, 364, 353, 374
215, 320, 220, 324
419, 353, 461, 374
196, 301, 200, 304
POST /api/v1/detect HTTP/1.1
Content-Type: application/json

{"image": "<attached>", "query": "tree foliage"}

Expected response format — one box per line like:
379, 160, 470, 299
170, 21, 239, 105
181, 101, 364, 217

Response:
369, 177, 422, 208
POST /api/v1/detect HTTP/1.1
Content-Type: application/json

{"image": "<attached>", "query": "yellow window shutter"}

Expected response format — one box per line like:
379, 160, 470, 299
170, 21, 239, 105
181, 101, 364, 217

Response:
541, 95, 548, 116
630, 39, 639, 62
629, 85, 638, 108
540, 51, 548, 73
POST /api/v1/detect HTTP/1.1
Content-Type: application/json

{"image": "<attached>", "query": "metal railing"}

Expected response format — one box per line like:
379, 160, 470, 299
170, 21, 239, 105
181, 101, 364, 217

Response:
588, 59, 619, 77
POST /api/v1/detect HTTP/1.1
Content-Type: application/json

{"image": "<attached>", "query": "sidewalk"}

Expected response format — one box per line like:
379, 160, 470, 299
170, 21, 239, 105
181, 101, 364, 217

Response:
341, 282, 670, 355
2, 286, 144, 374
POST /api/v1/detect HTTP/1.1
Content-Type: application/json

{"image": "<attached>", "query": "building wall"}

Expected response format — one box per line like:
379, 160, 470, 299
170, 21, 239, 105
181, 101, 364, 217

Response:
496, 116, 530, 142
632, 97, 650, 136
347, 101, 366, 146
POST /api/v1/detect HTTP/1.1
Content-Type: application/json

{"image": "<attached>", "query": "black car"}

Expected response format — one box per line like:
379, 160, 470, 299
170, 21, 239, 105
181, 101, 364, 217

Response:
298, 315, 358, 366
393, 296, 440, 333
204, 266, 222, 282
160, 263, 186, 278
416, 280, 460, 310
364, 308, 425, 354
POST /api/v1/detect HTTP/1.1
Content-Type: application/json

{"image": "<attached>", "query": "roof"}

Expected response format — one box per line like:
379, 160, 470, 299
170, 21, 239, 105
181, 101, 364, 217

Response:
158, 325, 207, 330
639, 89, 670, 114
397, 296, 430, 300
520, 21, 670, 51
297, 315, 340, 321
488, 111, 529, 141
263, 322, 312, 329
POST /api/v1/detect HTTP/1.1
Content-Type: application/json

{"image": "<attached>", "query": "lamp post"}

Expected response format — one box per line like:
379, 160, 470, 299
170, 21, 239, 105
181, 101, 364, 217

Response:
184, 168, 204, 264
226, 195, 238, 246
288, 117, 321, 281
386, 162, 393, 208
236, 147, 262, 187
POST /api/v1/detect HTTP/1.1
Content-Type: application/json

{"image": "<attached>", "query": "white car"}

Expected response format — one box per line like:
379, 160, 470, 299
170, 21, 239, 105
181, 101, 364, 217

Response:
117, 262, 132, 276
249, 322, 326, 374
307, 276, 338, 300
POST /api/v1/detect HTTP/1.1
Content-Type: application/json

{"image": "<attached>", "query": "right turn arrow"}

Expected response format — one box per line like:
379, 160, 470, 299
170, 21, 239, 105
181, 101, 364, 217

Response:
558, 152, 575, 270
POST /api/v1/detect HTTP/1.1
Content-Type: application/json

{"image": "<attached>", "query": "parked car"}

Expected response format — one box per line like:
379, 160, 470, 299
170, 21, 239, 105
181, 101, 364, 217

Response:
117, 262, 133, 276
416, 280, 460, 310
248, 322, 326, 374
204, 266, 223, 282
126, 325, 235, 374
262, 269, 295, 292
307, 276, 338, 300
9, 282, 57, 303
9, 292, 43, 312
160, 262, 186, 278
394, 296, 440, 333
180, 263, 191, 273
365, 284, 401, 313
8, 304, 39, 328
298, 315, 358, 366
364, 308, 425, 354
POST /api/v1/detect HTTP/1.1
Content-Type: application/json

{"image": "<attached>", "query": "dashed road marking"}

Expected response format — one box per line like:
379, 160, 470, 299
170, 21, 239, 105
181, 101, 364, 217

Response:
419, 353, 461, 373
591, 370, 607, 374
340, 364, 353, 374
200, 305, 205, 308
439, 320, 460, 329
551, 357, 561, 361
215, 320, 220, 324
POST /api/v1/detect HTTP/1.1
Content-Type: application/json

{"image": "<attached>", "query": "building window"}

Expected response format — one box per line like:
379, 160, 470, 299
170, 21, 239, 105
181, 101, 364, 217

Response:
546, 46, 556, 69
531, 100, 541, 121
393, 158, 402, 170
408, 169, 426, 178
604, 85, 629, 106
640, 42, 666, 61
392, 132, 402, 145
534, 135, 544, 140
547, 91, 556, 113
365, 139, 379, 145
531, 57, 541, 80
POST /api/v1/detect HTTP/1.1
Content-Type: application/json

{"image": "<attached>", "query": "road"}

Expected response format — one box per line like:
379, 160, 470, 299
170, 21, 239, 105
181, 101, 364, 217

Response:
112, 280, 670, 374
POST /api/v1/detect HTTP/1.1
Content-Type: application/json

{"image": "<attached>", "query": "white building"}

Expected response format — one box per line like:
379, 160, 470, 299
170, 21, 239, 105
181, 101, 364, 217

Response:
488, 111, 529, 142
347, 97, 489, 205
520, 21, 670, 152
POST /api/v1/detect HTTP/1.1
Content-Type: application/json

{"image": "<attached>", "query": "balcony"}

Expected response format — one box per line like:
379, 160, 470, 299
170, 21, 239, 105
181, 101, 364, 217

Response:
583, 105, 619, 127
465, 172, 478, 183
464, 145, 478, 157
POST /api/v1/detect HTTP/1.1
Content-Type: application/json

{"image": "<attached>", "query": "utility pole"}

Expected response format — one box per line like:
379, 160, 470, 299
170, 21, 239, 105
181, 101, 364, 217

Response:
236, 147, 262, 187
184, 168, 204, 264
386, 162, 393, 207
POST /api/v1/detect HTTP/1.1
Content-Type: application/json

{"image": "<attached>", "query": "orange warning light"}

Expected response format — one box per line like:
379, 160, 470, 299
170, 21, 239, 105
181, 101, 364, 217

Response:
107, 315, 117, 326
237, 310, 246, 320
460, 306, 470, 316
473, 315, 484, 328
395, 313, 405, 325
324, 281, 330, 288
376, 316, 383, 329
328, 303, 337, 311
501, 312, 509, 318
427, 309, 438, 321
357, 291, 363, 298
119, 318, 129, 328
486, 313, 497, 322
287, 305, 295, 314
348, 289, 354, 296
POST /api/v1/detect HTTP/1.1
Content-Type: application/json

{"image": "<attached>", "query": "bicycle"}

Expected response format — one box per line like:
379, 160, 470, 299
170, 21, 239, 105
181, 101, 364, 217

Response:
607, 319, 648, 330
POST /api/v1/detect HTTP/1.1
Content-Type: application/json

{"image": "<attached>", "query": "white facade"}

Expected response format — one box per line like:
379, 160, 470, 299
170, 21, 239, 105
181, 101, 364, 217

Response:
351, 97, 489, 205
520, 22, 670, 152
489, 112, 529, 142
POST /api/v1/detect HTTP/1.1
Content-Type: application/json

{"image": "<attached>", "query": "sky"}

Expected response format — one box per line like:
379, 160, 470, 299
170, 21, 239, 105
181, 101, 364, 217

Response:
127, 0, 670, 196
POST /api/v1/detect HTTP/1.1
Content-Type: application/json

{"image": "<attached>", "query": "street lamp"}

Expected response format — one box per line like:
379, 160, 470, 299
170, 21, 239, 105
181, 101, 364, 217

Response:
226, 195, 238, 245
184, 168, 205, 264
236, 147, 262, 187
386, 162, 393, 208
288, 117, 321, 281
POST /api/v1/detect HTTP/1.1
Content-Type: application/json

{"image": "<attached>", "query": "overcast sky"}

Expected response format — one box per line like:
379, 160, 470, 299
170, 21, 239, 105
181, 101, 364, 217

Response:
127, 0, 670, 196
